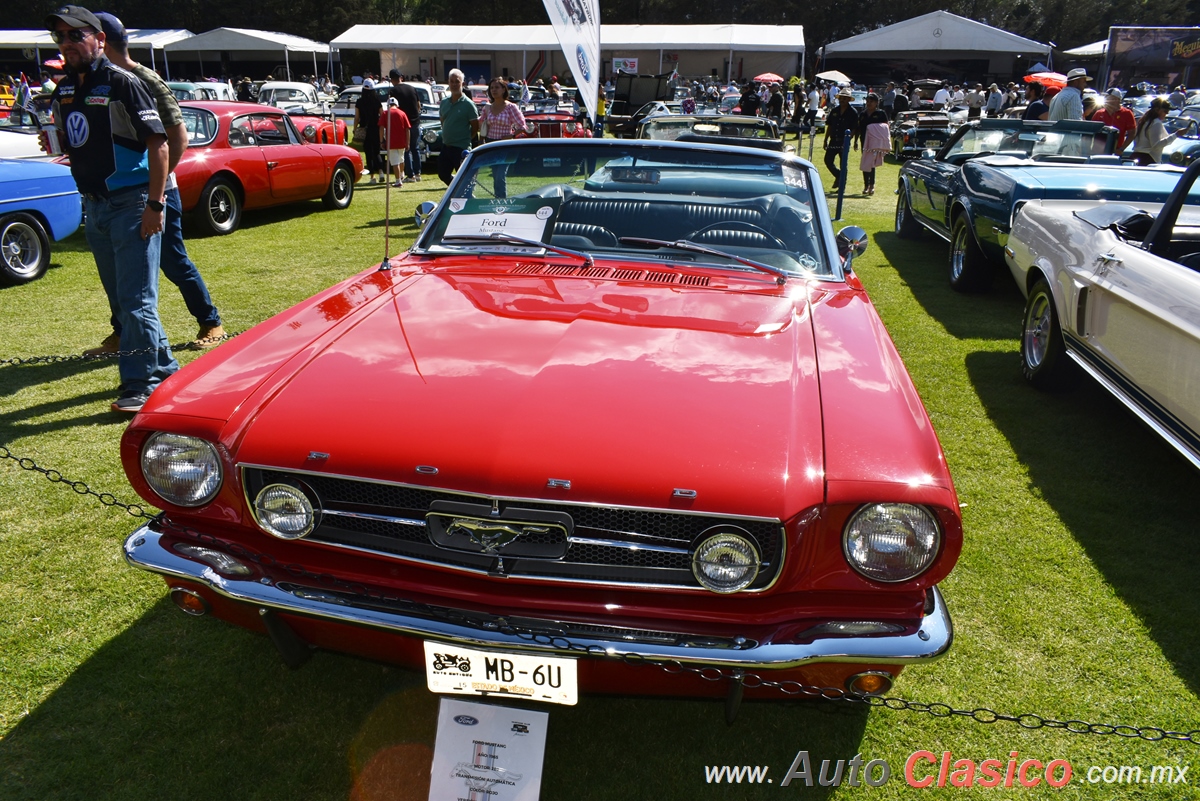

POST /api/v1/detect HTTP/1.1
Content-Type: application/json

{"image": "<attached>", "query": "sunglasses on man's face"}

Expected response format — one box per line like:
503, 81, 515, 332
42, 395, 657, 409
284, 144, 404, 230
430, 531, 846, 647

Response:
51, 28, 95, 44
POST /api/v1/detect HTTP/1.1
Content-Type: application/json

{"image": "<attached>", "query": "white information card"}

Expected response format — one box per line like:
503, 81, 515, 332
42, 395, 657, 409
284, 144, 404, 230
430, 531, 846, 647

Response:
428, 698, 549, 801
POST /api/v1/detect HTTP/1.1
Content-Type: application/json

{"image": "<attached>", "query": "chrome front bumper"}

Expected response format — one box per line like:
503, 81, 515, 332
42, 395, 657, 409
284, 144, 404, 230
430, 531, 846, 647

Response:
125, 525, 953, 670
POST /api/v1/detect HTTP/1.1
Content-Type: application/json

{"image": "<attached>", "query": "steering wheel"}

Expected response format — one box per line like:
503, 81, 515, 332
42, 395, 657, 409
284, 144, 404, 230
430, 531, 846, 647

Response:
686, 221, 788, 249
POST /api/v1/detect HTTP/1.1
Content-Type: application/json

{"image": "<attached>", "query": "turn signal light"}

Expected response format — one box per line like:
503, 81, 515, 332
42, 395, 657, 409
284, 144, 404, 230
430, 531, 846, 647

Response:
170, 587, 209, 616
846, 671, 894, 697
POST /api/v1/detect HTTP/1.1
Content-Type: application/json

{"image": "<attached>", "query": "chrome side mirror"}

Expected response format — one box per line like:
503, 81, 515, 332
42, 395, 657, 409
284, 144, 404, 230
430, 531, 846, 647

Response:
414, 200, 437, 229
836, 226, 869, 265
920, 148, 937, 160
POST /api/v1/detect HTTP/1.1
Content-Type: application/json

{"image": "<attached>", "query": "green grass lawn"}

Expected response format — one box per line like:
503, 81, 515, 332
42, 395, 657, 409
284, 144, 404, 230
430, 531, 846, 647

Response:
2, 149, 1199, 800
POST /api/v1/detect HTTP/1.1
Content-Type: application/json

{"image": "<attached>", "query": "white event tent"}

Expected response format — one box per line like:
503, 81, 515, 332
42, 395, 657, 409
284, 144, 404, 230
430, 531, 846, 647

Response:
822, 11, 1050, 79
0, 28, 193, 76
331, 24, 805, 84
164, 28, 329, 80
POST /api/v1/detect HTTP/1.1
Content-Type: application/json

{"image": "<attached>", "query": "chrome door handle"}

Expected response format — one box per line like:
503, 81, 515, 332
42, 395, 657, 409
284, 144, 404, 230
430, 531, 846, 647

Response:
267, 161, 278, 169
1097, 252, 1122, 265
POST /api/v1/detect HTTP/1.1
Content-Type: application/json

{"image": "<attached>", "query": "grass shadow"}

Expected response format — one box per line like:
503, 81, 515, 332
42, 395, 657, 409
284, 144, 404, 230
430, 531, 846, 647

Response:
0, 593, 870, 800
874, 229, 1025, 341
965, 349, 1200, 695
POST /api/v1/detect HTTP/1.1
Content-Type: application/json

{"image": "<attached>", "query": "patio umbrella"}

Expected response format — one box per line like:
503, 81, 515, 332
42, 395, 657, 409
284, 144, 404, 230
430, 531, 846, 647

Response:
753, 72, 784, 84
43, 58, 64, 70
1025, 71, 1066, 89
816, 70, 851, 84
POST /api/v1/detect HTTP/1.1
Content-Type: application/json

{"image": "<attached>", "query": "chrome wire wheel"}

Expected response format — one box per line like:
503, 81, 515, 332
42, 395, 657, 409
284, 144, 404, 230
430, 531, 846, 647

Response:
1023, 290, 1052, 370
208, 184, 237, 231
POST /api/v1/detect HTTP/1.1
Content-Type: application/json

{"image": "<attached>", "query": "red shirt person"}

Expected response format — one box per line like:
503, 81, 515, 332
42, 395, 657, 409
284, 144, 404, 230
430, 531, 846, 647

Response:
1092, 91, 1136, 152
378, 98, 412, 186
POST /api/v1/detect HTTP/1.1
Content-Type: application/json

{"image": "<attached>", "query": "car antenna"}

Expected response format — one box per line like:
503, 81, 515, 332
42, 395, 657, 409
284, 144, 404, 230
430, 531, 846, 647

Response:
380, 107, 393, 271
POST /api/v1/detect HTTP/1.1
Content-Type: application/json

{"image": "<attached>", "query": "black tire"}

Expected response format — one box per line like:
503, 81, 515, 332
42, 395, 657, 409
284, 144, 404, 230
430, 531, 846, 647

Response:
196, 177, 242, 235
1021, 278, 1080, 390
322, 162, 354, 210
0, 212, 51, 285
894, 185, 922, 240
948, 215, 993, 292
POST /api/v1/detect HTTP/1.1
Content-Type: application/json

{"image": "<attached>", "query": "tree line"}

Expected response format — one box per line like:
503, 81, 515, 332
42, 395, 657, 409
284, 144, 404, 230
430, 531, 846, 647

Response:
15, 0, 1197, 66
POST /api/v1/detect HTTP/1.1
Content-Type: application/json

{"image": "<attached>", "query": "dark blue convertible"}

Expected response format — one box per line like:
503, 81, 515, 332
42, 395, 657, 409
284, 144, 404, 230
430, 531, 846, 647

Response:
895, 119, 1123, 291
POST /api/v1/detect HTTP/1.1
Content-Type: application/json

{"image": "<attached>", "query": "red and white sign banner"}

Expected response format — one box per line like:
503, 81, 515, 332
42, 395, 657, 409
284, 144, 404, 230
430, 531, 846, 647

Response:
542, 0, 600, 124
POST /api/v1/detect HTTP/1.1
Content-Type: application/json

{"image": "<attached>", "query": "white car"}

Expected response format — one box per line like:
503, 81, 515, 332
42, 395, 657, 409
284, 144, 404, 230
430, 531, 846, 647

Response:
1008, 159, 1200, 468
258, 81, 328, 116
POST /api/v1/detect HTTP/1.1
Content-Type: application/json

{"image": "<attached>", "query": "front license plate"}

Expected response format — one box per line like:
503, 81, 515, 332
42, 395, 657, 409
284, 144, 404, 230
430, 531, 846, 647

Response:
925, 140, 943, 148
423, 641, 578, 705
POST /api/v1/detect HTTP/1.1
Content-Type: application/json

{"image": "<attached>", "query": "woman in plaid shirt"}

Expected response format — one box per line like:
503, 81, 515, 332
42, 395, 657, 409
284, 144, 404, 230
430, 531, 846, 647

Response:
478, 78, 527, 142
476, 78, 527, 197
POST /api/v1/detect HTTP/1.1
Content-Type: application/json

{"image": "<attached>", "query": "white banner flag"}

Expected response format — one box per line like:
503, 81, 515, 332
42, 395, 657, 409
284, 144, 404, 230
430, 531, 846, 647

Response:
542, 0, 601, 125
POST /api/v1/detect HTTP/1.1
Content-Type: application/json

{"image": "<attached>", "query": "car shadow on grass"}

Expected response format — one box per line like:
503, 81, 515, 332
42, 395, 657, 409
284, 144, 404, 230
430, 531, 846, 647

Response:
0, 595, 870, 800
874, 231, 1025, 341
965, 349, 1200, 696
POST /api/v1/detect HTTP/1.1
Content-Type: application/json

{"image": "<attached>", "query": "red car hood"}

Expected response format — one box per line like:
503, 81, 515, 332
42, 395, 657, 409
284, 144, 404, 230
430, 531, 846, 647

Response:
146, 266, 950, 519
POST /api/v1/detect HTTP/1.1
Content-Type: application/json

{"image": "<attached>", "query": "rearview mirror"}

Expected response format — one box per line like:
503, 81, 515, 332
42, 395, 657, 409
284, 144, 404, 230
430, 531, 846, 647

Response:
836, 226, 869, 265
414, 200, 437, 229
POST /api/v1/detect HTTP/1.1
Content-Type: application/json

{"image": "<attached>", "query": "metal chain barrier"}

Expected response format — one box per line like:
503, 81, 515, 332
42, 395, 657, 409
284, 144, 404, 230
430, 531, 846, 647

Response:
3, 445, 1197, 746
0, 331, 240, 368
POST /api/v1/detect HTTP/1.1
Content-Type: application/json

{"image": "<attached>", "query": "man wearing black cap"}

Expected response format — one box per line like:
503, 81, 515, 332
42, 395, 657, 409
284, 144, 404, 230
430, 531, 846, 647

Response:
86, 11, 224, 355
387, 69, 422, 182
46, 4, 176, 412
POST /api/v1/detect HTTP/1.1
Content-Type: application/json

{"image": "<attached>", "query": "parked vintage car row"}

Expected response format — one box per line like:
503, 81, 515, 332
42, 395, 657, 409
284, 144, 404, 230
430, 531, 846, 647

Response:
895, 116, 1200, 472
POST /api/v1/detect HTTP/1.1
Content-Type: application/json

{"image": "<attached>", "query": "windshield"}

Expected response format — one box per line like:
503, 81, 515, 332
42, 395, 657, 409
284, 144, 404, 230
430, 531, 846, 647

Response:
640, 117, 777, 141
260, 87, 312, 105
943, 124, 1110, 160
417, 141, 831, 278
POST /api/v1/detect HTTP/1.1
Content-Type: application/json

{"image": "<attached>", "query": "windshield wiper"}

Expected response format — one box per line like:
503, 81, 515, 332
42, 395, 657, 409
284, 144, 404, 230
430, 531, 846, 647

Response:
440, 233, 593, 268
617, 237, 788, 284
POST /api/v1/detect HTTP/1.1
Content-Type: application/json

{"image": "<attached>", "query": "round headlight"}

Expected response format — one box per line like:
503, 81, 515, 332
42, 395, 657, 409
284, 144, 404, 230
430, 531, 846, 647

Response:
423, 129, 438, 143
843, 503, 941, 583
302, 123, 316, 141
140, 432, 222, 507
692, 528, 760, 593
253, 483, 318, 540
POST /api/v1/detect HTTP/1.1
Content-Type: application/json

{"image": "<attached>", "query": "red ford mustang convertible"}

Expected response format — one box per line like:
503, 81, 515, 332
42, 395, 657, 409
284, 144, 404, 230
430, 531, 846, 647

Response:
122, 139, 961, 715
176, 101, 361, 235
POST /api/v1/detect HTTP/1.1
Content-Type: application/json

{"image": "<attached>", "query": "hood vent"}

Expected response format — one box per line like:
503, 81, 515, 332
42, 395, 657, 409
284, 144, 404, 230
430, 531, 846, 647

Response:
507, 263, 708, 286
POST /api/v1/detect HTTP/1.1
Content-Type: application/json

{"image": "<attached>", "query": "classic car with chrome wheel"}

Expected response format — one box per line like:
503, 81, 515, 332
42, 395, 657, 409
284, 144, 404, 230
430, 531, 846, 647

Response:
121, 139, 961, 713
176, 102, 362, 235
1010, 159, 1200, 468
896, 119, 1117, 292
0, 158, 81, 285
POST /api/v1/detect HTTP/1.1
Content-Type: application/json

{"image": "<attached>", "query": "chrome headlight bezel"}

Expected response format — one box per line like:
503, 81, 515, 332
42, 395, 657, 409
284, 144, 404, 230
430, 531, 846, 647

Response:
140, 432, 223, 507
251, 481, 321, 540
691, 526, 761, 594
842, 503, 942, 583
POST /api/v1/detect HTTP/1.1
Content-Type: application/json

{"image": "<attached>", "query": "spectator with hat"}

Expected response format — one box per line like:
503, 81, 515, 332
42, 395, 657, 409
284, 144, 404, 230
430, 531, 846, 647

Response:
86, 11, 224, 355
46, 4, 176, 412
1048, 68, 1091, 121
823, 88, 858, 191
379, 96, 411, 187
1093, 88, 1135, 150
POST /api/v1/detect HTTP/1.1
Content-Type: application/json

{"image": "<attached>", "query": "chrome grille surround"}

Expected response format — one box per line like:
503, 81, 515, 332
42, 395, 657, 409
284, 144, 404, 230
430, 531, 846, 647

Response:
241, 465, 785, 591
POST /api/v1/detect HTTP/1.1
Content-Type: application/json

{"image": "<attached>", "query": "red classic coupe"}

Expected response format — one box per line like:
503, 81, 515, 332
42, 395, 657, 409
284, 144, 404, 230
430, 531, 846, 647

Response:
512, 109, 593, 139
121, 139, 960, 715
176, 101, 362, 235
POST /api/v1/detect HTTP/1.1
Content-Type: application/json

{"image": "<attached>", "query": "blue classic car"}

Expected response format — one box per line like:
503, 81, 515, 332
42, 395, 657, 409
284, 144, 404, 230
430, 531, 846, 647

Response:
895, 119, 1118, 291
0, 158, 82, 285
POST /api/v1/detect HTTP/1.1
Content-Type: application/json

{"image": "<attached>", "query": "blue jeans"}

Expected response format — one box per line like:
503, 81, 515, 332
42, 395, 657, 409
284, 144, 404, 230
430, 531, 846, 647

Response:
85, 188, 178, 395
108, 186, 220, 333
405, 124, 422, 178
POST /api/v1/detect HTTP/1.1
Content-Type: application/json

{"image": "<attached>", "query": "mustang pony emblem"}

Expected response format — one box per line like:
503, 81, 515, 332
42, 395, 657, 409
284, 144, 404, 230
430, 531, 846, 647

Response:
446, 518, 550, 552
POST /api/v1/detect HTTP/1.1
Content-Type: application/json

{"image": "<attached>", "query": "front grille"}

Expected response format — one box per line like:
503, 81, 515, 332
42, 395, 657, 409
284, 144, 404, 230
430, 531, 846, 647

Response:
243, 468, 784, 590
